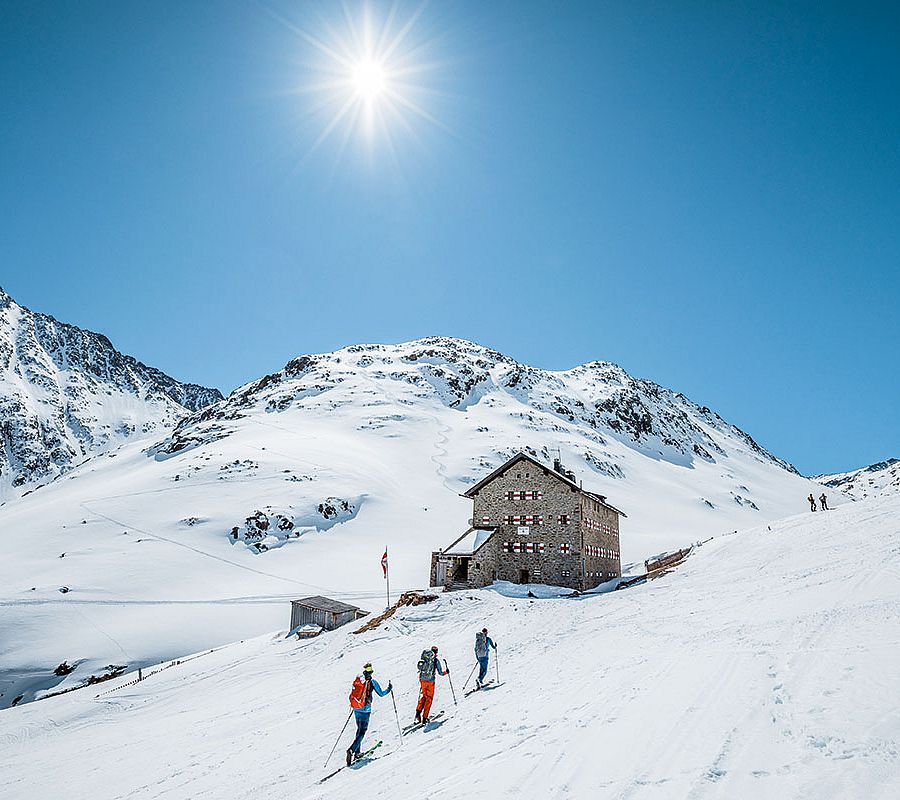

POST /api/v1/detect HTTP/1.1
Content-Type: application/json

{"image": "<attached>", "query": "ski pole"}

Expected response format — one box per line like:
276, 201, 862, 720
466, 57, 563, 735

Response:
324, 710, 354, 767
445, 661, 458, 706
390, 686, 403, 744
462, 662, 478, 691
495, 647, 500, 684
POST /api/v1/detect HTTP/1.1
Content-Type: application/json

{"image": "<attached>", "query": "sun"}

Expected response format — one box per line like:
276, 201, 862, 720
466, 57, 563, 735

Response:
276, 1, 445, 158
351, 59, 387, 101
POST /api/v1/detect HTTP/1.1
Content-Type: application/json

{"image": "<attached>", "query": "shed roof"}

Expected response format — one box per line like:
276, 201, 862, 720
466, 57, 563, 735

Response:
444, 527, 497, 556
292, 595, 360, 614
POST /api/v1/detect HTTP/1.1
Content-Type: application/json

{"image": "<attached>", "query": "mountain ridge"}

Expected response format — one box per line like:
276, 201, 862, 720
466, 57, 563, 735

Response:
0, 286, 222, 497
166, 335, 798, 477
814, 457, 900, 500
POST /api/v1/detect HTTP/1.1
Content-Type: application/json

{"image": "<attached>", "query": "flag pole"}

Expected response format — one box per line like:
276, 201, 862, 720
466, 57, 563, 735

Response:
385, 545, 390, 611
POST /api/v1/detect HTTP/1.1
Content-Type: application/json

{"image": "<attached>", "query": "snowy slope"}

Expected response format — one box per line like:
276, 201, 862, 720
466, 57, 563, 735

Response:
0, 337, 838, 708
815, 458, 900, 501
0, 286, 222, 499
2, 495, 898, 800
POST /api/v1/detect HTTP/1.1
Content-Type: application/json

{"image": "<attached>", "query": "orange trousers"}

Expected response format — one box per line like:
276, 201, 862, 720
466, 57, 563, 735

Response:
416, 680, 436, 719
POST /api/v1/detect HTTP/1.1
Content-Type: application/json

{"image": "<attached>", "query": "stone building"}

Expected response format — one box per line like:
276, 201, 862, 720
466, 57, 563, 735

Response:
430, 452, 625, 591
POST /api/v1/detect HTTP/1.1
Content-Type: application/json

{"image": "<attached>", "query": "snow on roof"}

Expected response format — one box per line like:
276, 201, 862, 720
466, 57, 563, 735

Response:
292, 596, 360, 614
444, 527, 496, 556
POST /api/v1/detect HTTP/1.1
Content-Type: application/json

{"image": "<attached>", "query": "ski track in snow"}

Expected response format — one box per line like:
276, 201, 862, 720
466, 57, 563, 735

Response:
1, 496, 898, 800
79, 500, 325, 591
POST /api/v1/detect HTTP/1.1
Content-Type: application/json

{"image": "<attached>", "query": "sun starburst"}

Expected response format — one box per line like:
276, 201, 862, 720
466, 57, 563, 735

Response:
276, 1, 446, 163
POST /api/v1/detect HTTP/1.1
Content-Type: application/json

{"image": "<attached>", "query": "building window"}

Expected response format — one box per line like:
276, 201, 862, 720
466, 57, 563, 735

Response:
559, 543, 571, 554
503, 541, 545, 554
506, 490, 544, 501
558, 514, 570, 525
561, 569, 571, 577
504, 515, 544, 526
481, 516, 491, 524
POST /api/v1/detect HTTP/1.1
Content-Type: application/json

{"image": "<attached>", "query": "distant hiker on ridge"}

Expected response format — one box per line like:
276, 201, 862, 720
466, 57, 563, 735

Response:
474, 628, 497, 689
808, 493, 817, 512
347, 662, 392, 766
820, 493, 829, 510
415, 645, 448, 724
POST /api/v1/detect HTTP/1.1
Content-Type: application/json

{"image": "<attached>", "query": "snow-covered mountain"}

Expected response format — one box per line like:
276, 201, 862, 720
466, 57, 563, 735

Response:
814, 458, 900, 501
3, 494, 898, 800
0, 336, 837, 709
0, 286, 222, 499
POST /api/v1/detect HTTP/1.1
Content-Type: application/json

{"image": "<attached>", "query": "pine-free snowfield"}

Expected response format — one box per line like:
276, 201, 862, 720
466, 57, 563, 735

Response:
2, 495, 898, 800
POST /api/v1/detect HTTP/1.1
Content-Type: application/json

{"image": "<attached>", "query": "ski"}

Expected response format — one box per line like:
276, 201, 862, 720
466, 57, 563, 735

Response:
464, 679, 493, 697
401, 710, 445, 735
319, 741, 383, 783
464, 680, 504, 698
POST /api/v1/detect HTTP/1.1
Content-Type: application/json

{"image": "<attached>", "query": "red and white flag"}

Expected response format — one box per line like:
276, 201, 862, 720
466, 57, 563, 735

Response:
381, 548, 388, 578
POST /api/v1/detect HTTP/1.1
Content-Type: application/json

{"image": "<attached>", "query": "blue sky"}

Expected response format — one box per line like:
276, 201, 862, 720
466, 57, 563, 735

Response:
1, 1, 898, 475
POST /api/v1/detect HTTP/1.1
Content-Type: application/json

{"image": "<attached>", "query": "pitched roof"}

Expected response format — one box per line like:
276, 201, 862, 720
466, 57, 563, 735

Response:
461, 452, 556, 497
292, 595, 360, 614
461, 451, 627, 517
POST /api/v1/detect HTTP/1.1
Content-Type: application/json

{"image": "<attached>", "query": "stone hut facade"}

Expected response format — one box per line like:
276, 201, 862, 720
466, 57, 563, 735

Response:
430, 452, 625, 591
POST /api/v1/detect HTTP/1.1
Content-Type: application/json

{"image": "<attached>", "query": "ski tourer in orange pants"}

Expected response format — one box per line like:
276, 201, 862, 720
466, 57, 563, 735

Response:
415, 646, 447, 723
416, 679, 436, 720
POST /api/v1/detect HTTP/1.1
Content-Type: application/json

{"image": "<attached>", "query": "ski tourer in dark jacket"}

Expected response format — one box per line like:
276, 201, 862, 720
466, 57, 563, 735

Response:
474, 628, 496, 687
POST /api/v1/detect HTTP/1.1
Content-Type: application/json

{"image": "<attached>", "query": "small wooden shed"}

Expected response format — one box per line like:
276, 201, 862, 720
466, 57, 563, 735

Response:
290, 596, 367, 632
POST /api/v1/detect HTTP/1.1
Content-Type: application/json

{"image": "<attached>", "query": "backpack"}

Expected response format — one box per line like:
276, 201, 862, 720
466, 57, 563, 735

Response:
349, 675, 371, 709
475, 631, 487, 657
417, 649, 437, 681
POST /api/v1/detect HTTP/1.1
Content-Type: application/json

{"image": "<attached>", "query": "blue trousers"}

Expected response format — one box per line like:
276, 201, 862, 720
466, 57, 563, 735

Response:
477, 656, 489, 683
350, 710, 370, 754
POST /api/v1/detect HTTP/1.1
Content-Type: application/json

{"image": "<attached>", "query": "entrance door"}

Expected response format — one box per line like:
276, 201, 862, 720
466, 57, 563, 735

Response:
455, 559, 469, 581
518, 568, 529, 584
435, 561, 448, 586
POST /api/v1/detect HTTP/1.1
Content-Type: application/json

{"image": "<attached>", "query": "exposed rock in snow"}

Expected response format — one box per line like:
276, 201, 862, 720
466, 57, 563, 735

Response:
0, 286, 222, 497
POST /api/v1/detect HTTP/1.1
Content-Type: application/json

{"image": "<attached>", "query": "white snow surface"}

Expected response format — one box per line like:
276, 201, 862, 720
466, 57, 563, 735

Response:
2, 494, 898, 800
0, 337, 842, 707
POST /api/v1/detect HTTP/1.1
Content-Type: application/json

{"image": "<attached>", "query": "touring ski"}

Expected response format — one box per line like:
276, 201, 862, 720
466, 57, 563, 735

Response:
401, 710, 445, 735
319, 741, 383, 783
464, 680, 504, 698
